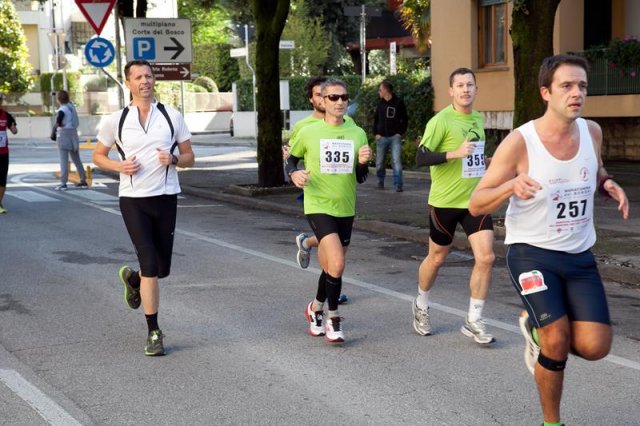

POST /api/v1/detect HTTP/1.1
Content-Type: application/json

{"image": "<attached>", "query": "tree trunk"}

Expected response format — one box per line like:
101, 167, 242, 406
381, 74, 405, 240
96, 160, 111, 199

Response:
252, 0, 290, 187
510, 0, 561, 128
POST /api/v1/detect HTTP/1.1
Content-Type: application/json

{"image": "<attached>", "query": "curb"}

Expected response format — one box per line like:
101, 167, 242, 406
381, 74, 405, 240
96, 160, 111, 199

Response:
180, 184, 640, 287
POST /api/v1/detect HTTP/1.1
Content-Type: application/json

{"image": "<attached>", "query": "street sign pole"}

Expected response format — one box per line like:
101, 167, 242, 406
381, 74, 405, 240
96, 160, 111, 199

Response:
360, 5, 366, 84
114, 1, 124, 108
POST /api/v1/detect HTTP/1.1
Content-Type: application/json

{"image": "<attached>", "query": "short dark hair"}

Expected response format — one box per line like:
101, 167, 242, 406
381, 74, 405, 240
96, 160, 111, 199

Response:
124, 60, 154, 80
380, 79, 394, 93
305, 76, 327, 99
320, 78, 347, 96
57, 90, 70, 103
449, 67, 476, 87
538, 54, 589, 89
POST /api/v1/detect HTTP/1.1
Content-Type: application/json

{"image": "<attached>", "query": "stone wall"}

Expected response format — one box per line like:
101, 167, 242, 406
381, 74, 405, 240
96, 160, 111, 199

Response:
597, 117, 640, 161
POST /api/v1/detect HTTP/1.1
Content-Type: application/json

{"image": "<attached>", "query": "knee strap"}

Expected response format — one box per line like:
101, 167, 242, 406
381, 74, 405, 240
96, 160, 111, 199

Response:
538, 352, 567, 371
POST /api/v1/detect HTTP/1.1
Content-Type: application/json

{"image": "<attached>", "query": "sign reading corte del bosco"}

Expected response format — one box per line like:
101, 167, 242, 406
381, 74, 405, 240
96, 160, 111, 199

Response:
124, 18, 192, 63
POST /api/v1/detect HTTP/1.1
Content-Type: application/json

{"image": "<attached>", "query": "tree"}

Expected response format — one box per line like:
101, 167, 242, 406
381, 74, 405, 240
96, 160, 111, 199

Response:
279, 1, 331, 77
0, 0, 33, 96
510, 0, 561, 128
251, 0, 290, 187
398, 0, 430, 53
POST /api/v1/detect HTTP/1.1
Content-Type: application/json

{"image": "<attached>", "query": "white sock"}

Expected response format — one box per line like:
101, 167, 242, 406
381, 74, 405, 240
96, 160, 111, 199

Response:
416, 288, 430, 309
468, 298, 485, 322
312, 299, 324, 312
302, 237, 311, 250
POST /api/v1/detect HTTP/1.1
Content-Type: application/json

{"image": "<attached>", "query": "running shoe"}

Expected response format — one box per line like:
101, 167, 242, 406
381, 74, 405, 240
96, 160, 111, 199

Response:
0, 205, 6, 214
75, 181, 89, 189
295, 233, 311, 269
338, 293, 349, 304
144, 329, 165, 356
461, 317, 496, 345
118, 265, 141, 309
305, 301, 325, 336
54, 184, 68, 191
412, 298, 432, 336
519, 310, 540, 375
324, 317, 344, 343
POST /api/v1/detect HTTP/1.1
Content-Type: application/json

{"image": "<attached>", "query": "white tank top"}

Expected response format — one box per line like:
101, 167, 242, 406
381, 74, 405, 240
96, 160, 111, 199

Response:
504, 118, 597, 253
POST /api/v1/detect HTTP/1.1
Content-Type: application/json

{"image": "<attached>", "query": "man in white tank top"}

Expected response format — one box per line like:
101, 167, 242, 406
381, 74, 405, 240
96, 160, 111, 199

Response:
469, 55, 629, 426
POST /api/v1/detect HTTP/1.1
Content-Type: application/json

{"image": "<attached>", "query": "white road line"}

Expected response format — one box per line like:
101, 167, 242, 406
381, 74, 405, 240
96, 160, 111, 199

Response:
176, 229, 640, 372
0, 369, 82, 426
7, 190, 59, 202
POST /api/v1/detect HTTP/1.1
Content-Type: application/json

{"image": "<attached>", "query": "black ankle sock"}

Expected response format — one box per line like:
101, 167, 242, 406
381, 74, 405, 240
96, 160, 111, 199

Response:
129, 271, 141, 289
145, 313, 159, 334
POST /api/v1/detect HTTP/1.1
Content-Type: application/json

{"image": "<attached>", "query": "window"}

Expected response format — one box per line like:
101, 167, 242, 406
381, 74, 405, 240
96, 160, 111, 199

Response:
479, 0, 507, 67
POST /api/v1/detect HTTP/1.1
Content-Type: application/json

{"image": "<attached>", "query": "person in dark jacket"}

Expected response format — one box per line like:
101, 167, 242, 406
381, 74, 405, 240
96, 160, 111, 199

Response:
373, 80, 408, 192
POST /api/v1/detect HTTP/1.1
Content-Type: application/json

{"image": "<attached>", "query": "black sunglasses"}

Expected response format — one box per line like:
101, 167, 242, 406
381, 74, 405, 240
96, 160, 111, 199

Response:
324, 94, 349, 102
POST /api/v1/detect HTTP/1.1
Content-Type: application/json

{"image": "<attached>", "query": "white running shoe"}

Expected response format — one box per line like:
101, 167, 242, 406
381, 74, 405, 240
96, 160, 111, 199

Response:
519, 311, 540, 375
305, 301, 325, 336
412, 298, 432, 336
296, 233, 311, 269
461, 317, 496, 345
324, 317, 344, 343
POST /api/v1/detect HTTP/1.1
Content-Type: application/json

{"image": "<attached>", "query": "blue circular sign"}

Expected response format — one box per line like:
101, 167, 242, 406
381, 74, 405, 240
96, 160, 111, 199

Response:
84, 37, 115, 68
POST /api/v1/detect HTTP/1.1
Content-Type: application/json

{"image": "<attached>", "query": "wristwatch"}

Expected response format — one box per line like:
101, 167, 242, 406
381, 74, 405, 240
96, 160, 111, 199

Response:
171, 154, 179, 165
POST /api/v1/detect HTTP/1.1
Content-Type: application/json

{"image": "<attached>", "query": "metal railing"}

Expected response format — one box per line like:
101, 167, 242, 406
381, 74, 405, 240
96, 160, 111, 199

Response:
574, 51, 640, 96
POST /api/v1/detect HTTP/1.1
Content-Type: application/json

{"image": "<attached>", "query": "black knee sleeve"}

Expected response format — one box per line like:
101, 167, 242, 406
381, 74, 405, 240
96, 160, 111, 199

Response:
538, 352, 567, 371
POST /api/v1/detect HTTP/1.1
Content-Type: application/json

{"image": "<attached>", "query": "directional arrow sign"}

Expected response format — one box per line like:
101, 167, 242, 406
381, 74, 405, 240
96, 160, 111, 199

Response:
75, 0, 115, 35
150, 63, 191, 81
84, 36, 115, 68
123, 18, 192, 63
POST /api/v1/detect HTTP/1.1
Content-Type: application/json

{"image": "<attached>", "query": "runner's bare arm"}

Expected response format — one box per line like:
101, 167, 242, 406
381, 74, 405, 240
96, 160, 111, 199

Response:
469, 130, 540, 215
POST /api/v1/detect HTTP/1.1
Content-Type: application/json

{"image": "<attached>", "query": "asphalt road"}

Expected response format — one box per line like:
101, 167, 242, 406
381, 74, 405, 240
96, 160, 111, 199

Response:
0, 143, 639, 425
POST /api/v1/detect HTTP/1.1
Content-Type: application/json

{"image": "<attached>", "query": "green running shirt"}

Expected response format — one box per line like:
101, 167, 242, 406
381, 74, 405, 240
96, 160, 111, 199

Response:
419, 104, 486, 208
290, 119, 368, 217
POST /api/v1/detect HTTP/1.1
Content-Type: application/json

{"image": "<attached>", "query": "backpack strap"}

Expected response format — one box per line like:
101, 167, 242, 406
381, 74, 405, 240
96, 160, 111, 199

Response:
115, 106, 130, 161
156, 103, 179, 183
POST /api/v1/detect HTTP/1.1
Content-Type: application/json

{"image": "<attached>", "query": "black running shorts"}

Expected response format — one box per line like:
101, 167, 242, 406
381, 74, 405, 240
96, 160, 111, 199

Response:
306, 214, 354, 247
506, 243, 610, 328
119, 194, 178, 278
429, 206, 493, 246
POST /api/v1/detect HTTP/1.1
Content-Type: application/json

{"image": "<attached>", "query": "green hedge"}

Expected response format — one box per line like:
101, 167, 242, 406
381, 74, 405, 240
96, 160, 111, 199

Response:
234, 73, 434, 169
353, 73, 434, 168
40, 72, 82, 109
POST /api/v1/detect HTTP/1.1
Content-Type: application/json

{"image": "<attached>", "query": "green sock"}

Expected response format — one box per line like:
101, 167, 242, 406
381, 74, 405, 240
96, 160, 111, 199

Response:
543, 421, 563, 426
532, 327, 540, 345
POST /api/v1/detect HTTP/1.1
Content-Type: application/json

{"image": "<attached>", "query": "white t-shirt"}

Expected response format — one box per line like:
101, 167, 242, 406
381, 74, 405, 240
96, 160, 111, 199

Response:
97, 102, 192, 197
505, 118, 597, 253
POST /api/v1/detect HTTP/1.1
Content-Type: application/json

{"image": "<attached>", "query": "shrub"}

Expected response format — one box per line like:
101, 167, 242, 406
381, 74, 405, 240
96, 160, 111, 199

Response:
40, 72, 82, 109
193, 76, 218, 93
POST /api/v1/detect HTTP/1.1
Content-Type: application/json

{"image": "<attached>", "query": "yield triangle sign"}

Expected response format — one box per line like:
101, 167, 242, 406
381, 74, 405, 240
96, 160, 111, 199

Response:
75, 0, 116, 35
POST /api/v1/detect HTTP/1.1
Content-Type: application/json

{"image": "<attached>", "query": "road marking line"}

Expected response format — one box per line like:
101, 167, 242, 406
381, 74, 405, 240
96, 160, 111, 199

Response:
176, 229, 640, 372
7, 190, 59, 202
0, 369, 82, 426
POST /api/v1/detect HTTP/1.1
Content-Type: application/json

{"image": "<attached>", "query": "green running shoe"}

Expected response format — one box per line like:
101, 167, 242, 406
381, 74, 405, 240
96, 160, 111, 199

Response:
118, 265, 141, 309
145, 330, 165, 356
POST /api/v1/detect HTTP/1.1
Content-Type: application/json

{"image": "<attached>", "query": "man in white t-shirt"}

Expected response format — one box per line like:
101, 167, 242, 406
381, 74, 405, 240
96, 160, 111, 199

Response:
93, 60, 195, 356
469, 55, 628, 426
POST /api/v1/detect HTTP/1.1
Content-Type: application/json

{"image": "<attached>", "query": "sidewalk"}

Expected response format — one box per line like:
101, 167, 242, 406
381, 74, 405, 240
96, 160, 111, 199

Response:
180, 133, 640, 286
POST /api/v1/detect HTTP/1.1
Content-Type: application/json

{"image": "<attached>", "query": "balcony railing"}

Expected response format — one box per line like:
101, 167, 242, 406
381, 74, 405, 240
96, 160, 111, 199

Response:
574, 50, 640, 96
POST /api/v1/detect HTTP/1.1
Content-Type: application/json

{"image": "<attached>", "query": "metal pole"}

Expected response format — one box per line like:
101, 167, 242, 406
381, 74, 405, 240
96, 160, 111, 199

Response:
114, 2, 124, 108
245, 24, 257, 140
60, 0, 67, 90
361, 5, 366, 84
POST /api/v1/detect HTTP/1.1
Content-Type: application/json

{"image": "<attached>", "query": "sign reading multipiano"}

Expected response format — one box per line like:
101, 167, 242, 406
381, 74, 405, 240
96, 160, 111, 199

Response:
124, 18, 192, 63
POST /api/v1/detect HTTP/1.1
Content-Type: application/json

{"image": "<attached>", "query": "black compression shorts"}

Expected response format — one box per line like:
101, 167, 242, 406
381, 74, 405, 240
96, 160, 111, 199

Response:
0, 153, 8, 187
119, 194, 178, 278
429, 206, 493, 246
307, 214, 354, 247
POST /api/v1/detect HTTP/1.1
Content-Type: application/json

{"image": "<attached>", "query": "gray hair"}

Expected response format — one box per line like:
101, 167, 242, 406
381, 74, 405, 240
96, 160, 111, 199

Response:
320, 79, 347, 96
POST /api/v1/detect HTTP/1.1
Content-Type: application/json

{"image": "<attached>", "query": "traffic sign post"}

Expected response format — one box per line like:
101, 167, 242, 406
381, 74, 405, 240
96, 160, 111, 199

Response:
85, 37, 115, 68
124, 18, 193, 63
75, 0, 115, 35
